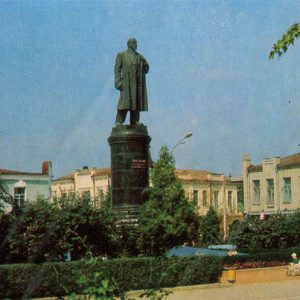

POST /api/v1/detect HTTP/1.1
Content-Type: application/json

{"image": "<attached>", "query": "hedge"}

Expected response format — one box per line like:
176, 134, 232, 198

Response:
223, 247, 298, 269
0, 255, 223, 299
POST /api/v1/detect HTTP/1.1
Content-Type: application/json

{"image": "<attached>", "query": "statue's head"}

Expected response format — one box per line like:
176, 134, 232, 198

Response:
127, 38, 137, 50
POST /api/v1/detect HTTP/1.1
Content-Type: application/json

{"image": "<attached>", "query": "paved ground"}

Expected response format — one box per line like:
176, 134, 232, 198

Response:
161, 280, 300, 300
221, 266, 299, 285
126, 266, 300, 300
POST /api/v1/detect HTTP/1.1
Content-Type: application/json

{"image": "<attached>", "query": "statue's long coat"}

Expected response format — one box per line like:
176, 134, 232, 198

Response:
114, 49, 149, 111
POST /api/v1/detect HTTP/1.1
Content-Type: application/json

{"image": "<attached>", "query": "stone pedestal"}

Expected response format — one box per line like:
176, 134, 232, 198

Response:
108, 125, 151, 217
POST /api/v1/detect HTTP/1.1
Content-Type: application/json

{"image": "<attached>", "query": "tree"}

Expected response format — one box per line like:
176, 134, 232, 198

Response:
0, 179, 15, 211
0, 213, 13, 263
6, 196, 63, 263
269, 23, 300, 59
1, 192, 120, 263
137, 146, 199, 256
52, 193, 120, 260
228, 213, 300, 250
199, 206, 221, 246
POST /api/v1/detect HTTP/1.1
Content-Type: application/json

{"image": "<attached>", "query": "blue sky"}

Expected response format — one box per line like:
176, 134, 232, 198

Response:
1, 0, 300, 178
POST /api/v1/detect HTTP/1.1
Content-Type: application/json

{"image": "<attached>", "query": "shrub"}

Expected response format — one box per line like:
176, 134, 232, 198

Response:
0, 255, 223, 299
228, 213, 300, 250
223, 247, 298, 269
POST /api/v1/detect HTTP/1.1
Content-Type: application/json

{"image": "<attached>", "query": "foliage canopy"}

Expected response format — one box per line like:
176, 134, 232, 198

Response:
0, 193, 119, 263
138, 146, 200, 255
199, 206, 221, 246
269, 23, 300, 59
229, 213, 300, 250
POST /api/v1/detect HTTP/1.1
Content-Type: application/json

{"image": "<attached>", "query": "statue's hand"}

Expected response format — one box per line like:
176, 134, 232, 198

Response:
115, 79, 123, 91
144, 60, 149, 74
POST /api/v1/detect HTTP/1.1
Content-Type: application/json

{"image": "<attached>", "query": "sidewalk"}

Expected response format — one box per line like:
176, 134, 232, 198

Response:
126, 266, 300, 300
159, 280, 300, 300
221, 266, 299, 284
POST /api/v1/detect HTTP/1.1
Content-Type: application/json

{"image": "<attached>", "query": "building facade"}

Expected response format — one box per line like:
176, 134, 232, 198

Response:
177, 169, 242, 217
0, 161, 52, 212
243, 152, 300, 217
52, 167, 243, 221
51, 167, 111, 208
177, 169, 243, 237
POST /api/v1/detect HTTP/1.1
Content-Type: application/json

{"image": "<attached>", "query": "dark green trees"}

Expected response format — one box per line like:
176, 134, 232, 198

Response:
0, 194, 119, 263
199, 206, 221, 246
138, 146, 200, 255
229, 213, 300, 250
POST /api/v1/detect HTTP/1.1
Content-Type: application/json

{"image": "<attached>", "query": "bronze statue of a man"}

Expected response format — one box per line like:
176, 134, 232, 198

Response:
114, 38, 149, 126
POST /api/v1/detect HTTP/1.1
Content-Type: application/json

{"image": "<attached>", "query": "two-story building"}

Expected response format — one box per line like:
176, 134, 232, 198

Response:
177, 169, 243, 237
0, 161, 52, 212
243, 152, 300, 217
51, 167, 111, 208
52, 166, 243, 222
176, 169, 242, 216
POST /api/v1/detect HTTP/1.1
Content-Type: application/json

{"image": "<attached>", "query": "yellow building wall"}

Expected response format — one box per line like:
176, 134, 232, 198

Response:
244, 155, 300, 215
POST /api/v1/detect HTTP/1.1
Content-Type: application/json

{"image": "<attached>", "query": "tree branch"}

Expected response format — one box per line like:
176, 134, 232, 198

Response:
269, 23, 300, 59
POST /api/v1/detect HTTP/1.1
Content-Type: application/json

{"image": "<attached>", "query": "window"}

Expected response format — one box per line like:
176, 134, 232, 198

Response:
193, 190, 199, 206
202, 190, 208, 207
253, 180, 260, 204
228, 191, 233, 211
98, 188, 104, 201
14, 187, 25, 207
213, 190, 219, 209
283, 177, 292, 203
81, 190, 91, 199
237, 187, 244, 212
61, 192, 67, 199
267, 179, 274, 204
95, 188, 105, 208
68, 191, 75, 199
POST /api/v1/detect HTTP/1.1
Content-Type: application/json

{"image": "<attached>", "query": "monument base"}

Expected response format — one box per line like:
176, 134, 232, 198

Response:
108, 124, 151, 217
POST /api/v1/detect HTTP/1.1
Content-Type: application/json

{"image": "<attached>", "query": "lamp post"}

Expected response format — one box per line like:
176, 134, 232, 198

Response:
170, 132, 193, 154
221, 175, 230, 240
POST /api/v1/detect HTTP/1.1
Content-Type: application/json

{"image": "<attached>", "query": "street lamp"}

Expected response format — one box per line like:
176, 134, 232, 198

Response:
170, 132, 193, 153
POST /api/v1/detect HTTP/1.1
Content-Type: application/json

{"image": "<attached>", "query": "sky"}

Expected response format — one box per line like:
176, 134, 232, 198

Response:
1, 0, 300, 178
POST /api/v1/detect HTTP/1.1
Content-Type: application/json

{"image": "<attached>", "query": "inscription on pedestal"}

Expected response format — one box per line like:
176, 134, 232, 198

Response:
132, 159, 147, 169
